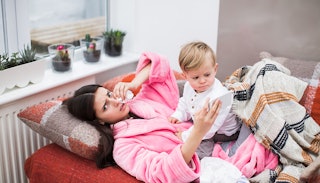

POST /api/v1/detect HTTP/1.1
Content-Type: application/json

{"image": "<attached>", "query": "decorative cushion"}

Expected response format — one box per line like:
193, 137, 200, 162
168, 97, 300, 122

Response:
25, 143, 141, 183
18, 100, 100, 160
260, 51, 320, 125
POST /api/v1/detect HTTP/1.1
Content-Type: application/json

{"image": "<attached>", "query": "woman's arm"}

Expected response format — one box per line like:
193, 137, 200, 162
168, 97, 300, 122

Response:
113, 52, 179, 111
130, 63, 151, 89
113, 63, 151, 100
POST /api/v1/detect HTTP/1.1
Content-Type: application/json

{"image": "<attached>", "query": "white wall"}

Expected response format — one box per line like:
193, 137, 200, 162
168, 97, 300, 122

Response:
217, 0, 320, 80
109, 0, 220, 71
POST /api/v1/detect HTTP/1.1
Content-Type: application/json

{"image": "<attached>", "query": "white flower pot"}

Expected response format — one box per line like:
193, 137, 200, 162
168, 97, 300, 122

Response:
0, 58, 47, 94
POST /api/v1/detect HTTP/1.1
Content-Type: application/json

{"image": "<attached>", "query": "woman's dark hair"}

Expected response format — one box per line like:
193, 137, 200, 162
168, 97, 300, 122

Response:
63, 84, 116, 168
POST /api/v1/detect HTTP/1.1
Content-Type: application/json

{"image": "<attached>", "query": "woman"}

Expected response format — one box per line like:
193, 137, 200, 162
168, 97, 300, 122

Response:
63, 52, 222, 183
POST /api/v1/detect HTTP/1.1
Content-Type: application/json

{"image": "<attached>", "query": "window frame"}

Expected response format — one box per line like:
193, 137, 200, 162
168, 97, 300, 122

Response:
0, 0, 5, 52
0, 0, 30, 54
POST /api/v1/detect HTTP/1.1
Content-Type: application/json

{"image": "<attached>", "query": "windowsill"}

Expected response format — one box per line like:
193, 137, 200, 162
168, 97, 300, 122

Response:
0, 52, 140, 106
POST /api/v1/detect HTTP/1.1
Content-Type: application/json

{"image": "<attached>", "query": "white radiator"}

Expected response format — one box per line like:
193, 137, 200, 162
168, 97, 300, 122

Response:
0, 111, 50, 183
0, 77, 95, 183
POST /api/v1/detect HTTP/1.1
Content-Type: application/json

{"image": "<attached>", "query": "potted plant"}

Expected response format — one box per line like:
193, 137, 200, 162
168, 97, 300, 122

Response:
0, 45, 46, 94
48, 43, 75, 72
80, 34, 103, 62
102, 29, 126, 56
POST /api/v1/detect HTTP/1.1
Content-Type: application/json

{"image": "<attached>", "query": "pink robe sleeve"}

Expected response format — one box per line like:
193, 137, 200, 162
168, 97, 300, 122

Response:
134, 52, 179, 111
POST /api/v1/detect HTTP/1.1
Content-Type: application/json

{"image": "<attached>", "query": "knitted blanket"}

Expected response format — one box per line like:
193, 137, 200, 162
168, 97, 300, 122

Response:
224, 58, 320, 183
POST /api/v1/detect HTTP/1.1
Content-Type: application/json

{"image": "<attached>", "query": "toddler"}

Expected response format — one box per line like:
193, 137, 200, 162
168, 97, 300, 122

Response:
169, 41, 241, 159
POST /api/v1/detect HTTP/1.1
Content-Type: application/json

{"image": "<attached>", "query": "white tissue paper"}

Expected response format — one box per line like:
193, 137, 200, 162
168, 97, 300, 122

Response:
200, 157, 249, 183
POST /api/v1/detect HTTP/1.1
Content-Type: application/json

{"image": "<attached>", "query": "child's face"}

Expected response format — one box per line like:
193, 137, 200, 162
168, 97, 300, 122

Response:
183, 55, 217, 93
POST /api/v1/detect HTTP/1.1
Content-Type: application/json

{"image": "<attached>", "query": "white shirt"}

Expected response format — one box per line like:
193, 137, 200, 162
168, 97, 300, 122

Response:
171, 78, 241, 142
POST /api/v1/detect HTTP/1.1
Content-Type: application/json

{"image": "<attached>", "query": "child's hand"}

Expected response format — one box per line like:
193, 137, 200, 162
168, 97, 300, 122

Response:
168, 117, 181, 124
175, 130, 182, 140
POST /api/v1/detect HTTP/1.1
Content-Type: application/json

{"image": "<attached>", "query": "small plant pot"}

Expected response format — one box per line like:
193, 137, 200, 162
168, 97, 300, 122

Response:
80, 37, 103, 62
52, 59, 71, 72
83, 50, 101, 62
104, 37, 124, 57
48, 43, 75, 72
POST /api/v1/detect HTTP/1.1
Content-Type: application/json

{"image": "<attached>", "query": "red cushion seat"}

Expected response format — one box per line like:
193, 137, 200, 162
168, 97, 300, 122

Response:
25, 143, 142, 183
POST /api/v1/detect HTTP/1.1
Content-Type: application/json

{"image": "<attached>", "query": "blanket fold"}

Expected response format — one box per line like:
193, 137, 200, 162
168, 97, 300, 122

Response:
223, 58, 320, 182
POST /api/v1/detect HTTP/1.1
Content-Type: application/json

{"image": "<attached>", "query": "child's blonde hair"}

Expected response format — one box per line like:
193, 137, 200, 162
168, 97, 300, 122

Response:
179, 41, 216, 72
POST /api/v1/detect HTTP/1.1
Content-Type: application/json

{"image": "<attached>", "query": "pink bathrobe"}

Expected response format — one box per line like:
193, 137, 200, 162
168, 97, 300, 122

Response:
112, 52, 199, 183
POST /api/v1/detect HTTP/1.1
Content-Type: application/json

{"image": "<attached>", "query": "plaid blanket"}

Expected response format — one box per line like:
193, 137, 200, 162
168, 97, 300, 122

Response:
224, 58, 320, 183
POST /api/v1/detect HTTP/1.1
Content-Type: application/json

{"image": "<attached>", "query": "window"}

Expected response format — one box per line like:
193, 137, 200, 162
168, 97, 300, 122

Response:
0, 0, 107, 56
29, 0, 107, 55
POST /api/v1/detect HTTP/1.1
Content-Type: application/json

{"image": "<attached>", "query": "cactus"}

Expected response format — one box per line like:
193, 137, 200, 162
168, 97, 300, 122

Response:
54, 45, 70, 62
87, 42, 96, 52
83, 34, 97, 52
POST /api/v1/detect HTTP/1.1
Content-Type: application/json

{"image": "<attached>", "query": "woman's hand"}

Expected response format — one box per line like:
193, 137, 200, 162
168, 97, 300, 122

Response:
175, 130, 182, 140
113, 82, 133, 101
180, 98, 221, 164
113, 64, 151, 101
193, 98, 221, 136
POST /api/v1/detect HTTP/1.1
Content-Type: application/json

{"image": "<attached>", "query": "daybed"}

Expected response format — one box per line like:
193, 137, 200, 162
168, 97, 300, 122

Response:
18, 52, 320, 182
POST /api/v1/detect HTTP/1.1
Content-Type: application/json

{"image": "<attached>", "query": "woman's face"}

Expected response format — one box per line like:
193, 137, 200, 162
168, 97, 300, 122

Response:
93, 87, 130, 124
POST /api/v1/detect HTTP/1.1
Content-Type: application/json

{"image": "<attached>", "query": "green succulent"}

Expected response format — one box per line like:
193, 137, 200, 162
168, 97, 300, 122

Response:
0, 52, 21, 70
0, 53, 9, 70
0, 45, 38, 71
19, 44, 37, 64
102, 29, 126, 45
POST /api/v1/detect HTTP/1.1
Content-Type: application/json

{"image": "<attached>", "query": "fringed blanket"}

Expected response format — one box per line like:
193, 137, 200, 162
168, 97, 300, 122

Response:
224, 58, 320, 183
